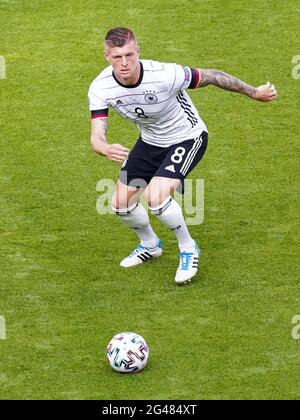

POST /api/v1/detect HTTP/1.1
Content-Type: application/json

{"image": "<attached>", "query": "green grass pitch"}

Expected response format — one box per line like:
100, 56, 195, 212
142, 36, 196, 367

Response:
0, 0, 299, 400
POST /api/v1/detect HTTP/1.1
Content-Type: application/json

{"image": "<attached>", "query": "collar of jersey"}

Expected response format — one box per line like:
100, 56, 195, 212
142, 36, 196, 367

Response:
112, 61, 144, 89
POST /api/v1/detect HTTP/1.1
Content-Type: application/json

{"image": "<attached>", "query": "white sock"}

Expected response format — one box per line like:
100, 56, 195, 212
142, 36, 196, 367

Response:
112, 202, 159, 248
150, 197, 195, 252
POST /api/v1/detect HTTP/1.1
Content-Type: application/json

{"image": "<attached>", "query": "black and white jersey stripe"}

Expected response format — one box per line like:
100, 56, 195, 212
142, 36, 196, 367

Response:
176, 90, 198, 128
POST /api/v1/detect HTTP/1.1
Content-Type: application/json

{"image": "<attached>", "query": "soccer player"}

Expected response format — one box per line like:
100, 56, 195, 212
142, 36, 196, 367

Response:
88, 27, 277, 284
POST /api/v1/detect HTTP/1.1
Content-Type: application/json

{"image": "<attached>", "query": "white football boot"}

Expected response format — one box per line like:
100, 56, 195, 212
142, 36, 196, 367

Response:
120, 240, 163, 268
175, 242, 200, 284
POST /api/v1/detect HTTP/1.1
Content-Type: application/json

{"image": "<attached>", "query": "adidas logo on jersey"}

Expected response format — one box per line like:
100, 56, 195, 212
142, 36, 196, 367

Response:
165, 165, 176, 173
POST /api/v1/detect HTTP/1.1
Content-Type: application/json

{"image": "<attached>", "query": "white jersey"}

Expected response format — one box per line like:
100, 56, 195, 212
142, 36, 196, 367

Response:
88, 59, 208, 148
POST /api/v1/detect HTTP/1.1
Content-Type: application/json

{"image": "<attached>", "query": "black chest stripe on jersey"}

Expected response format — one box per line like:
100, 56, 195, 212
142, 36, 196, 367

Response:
176, 91, 198, 128
177, 91, 193, 110
177, 91, 197, 113
179, 103, 196, 120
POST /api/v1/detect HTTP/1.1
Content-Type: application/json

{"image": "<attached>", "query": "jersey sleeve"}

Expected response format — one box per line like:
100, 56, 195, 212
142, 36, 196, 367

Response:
88, 81, 109, 118
165, 63, 191, 94
165, 63, 201, 93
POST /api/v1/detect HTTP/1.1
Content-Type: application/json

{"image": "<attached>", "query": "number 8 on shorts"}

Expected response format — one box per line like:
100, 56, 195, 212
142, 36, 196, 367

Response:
171, 147, 186, 164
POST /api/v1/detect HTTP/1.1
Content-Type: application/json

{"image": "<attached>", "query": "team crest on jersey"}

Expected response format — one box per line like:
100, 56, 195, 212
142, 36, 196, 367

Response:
144, 92, 158, 104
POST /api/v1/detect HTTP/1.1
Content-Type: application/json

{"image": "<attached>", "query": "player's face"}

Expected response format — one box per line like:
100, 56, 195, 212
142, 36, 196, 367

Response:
104, 40, 140, 85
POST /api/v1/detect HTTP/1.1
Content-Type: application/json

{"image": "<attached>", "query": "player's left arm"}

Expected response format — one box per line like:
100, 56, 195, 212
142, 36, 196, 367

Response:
196, 69, 277, 102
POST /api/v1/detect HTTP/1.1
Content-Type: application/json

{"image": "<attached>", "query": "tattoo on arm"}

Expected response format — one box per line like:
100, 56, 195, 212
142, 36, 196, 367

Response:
91, 118, 109, 154
199, 69, 257, 99
102, 118, 108, 137
99, 118, 108, 141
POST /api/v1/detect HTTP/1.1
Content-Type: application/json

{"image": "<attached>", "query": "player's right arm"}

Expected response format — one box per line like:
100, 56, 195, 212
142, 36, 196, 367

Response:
88, 76, 129, 163
90, 117, 129, 163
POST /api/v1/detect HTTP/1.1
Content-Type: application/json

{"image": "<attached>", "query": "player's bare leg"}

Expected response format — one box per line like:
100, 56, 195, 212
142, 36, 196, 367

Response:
112, 180, 162, 267
146, 177, 200, 284
112, 179, 143, 209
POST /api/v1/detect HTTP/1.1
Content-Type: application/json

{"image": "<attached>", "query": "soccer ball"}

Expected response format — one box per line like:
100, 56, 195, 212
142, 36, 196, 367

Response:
106, 332, 149, 373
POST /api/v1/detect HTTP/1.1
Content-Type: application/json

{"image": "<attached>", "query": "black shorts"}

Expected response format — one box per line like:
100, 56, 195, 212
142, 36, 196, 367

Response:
119, 131, 208, 193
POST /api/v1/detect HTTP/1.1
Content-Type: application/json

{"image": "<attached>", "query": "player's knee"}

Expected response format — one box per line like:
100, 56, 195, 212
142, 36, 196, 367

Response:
111, 200, 125, 215
145, 189, 159, 209
111, 197, 134, 215
112, 183, 141, 210
146, 191, 169, 209
149, 196, 173, 215
111, 192, 128, 211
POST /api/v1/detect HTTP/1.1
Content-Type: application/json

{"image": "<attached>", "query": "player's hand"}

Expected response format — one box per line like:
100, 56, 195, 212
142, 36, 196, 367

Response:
255, 82, 277, 102
105, 143, 130, 163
